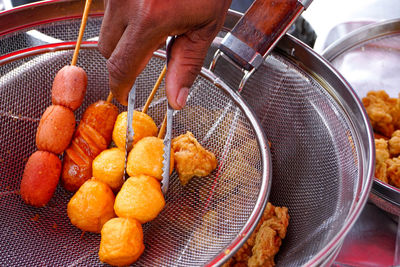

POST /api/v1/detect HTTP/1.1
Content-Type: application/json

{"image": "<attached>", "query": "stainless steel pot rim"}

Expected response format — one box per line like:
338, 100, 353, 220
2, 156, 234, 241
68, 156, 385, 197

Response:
322, 18, 400, 61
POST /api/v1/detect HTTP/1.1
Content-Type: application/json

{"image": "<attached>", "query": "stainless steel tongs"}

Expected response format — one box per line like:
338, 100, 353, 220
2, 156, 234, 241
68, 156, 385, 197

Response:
124, 37, 175, 195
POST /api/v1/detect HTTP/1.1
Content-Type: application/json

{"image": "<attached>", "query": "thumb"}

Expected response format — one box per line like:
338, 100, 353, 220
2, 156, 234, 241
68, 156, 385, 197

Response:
165, 27, 216, 110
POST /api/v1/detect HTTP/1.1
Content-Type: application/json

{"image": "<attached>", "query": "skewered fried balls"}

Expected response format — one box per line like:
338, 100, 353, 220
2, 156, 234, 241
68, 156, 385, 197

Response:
99, 217, 145, 266
126, 136, 174, 180
114, 174, 165, 223
67, 178, 115, 233
92, 147, 125, 191
112, 111, 158, 150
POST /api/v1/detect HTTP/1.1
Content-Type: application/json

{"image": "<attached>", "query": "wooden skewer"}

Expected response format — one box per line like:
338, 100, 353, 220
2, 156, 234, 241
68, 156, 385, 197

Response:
142, 65, 167, 114
106, 92, 113, 103
71, 0, 93, 66
158, 113, 167, 139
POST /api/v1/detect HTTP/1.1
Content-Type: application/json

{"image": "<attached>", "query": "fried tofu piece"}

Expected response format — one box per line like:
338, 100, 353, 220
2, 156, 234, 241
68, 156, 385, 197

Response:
172, 132, 217, 185
362, 91, 396, 137
386, 156, 400, 188
223, 203, 289, 267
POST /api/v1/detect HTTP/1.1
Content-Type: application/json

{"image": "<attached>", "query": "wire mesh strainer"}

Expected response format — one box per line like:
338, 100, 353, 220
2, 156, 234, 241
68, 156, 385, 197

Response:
0, 1, 374, 266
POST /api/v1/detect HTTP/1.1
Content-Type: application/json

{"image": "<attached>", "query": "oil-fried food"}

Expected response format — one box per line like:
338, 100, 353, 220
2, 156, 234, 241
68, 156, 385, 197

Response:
99, 217, 145, 266
67, 178, 115, 233
386, 156, 400, 188
112, 111, 158, 150
172, 131, 217, 185
362, 90, 400, 137
20, 151, 62, 207
388, 130, 400, 156
223, 202, 289, 267
114, 175, 165, 223
126, 136, 174, 180
374, 138, 390, 184
92, 147, 125, 191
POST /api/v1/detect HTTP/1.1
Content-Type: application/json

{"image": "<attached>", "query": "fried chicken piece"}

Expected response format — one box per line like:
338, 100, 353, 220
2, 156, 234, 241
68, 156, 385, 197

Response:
172, 131, 217, 185
362, 91, 396, 137
386, 156, 400, 188
223, 203, 289, 267
375, 138, 390, 183
389, 130, 400, 156
375, 139, 390, 165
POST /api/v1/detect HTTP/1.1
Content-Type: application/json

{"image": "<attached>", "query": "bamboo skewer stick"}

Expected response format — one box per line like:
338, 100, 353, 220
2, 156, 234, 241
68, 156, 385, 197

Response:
158, 113, 167, 139
106, 92, 113, 103
71, 0, 92, 66
142, 65, 167, 114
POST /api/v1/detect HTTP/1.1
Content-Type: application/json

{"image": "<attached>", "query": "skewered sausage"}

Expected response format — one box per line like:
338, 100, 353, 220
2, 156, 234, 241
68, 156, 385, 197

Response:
36, 105, 76, 154
20, 151, 62, 207
61, 100, 118, 192
51, 65, 88, 111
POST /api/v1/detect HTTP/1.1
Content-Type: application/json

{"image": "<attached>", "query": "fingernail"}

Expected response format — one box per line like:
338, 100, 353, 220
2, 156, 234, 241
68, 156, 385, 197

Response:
176, 87, 189, 109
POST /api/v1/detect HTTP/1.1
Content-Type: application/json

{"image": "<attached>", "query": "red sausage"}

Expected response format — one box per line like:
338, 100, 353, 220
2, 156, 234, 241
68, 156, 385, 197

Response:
36, 105, 76, 155
20, 151, 61, 207
52, 65, 87, 111
61, 100, 118, 191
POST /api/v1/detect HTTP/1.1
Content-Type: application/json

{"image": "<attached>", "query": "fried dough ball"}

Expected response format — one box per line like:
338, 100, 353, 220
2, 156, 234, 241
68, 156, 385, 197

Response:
114, 175, 165, 223
67, 178, 115, 233
172, 131, 217, 185
99, 217, 145, 267
389, 130, 400, 156
126, 136, 174, 180
92, 147, 125, 191
386, 157, 400, 188
112, 111, 158, 150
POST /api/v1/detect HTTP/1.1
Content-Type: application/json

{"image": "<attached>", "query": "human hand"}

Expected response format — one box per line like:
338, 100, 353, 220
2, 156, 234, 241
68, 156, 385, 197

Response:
98, 0, 232, 109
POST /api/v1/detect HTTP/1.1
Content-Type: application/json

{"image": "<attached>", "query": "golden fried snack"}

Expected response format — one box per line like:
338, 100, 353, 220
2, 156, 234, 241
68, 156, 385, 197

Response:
362, 91, 399, 137
36, 105, 76, 154
126, 136, 174, 180
375, 138, 390, 183
172, 131, 217, 185
92, 147, 125, 191
389, 130, 400, 156
223, 202, 289, 267
99, 217, 145, 267
20, 151, 61, 207
112, 111, 158, 150
386, 157, 400, 188
67, 178, 115, 233
114, 175, 165, 223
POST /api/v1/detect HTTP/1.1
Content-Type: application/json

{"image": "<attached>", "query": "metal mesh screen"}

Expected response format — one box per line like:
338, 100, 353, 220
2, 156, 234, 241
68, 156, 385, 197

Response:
213, 52, 361, 266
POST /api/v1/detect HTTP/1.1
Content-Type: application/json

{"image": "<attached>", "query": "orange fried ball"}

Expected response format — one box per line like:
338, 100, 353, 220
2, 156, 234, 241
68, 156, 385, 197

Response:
92, 147, 125, 191
112, 111, 158, 150
126, 136, 174, 180
114, 174, 165, 223
67, 178, 115, 233
99, 217, 145, 266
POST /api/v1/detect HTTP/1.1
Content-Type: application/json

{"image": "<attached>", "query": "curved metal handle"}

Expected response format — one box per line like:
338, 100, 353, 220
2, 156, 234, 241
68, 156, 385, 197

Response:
219, 0, 312, 71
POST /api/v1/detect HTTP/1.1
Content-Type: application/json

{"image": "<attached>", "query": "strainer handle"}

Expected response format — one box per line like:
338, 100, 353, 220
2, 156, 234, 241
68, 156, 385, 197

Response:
219, 0, 312, 71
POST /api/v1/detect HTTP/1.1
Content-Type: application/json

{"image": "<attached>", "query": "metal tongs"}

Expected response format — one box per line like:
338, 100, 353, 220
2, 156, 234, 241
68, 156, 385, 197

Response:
124, 37, 175, 195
